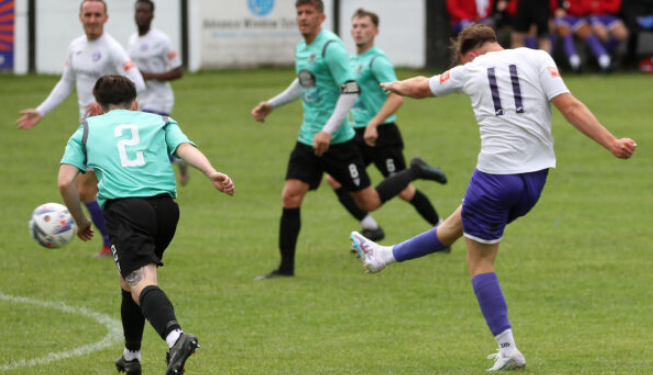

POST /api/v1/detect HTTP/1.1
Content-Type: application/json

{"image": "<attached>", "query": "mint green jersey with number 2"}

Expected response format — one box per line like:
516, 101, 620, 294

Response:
295, 29, 356, 146
60, 109, 194, 209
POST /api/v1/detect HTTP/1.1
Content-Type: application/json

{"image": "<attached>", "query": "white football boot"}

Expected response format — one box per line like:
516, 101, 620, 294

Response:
486, 349, 526, 371
350, 231, 388, 273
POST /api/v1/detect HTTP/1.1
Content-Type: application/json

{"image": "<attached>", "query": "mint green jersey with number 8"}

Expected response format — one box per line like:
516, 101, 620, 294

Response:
295, 29, 356, 146
60, 109, 194, 209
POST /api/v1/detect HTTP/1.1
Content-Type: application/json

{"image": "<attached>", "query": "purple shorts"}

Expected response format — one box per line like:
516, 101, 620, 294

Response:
588, 15, 622, 30
461, 169, 549, 244
555, 16, 587, 32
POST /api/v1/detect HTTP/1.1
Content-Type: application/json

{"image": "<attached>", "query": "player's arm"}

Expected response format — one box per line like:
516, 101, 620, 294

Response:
251, 78, 302, 122
17, 61, 76, 129
175, 143, 235, 196
314, 42, 360, 156
363, 92, 403, 146
142, 37, 184, 81
58, 164, 93, 240
380, 76, 435, 99
141, 66, 183, 81
551, 93, 636, 159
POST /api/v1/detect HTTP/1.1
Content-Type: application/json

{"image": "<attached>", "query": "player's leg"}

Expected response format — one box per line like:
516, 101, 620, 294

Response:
466, 238, 525, 371
576, 22, 612, 71
350, 205, 462, 273
350, 156, 445, 212
278, 178, 309, 276
257, 143, 318, 280
326, 174, 383, 241
557, 19, 583, 71
76, 171, 111, 257
605, 18, 629, 53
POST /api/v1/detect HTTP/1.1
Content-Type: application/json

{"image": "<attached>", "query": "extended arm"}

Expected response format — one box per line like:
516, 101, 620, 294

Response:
551, 93, 636, 159
58, 164, 94, 240
141, 66, 183, 81
175, 143, 235, 196
17, 69, 75, 129
380, 76, 435, 99
251, 78, 302, 122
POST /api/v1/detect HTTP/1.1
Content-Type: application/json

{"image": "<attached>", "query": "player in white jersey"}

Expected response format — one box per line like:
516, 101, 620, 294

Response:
128, 0, 189, 185
16, 0, 145, 258
350, 24, 636, 371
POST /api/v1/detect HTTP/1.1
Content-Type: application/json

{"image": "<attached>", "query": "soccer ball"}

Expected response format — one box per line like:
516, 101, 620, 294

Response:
29, 203, 77, 248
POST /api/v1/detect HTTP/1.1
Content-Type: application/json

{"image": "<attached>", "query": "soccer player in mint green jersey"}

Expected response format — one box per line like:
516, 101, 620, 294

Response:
58, 75, 234, 375
251, 0, 446, 280
17, 0, 146, 258
325, 8, 447, 243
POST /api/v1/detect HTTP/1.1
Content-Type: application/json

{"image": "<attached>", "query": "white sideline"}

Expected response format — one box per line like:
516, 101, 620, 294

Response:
0, 292, 122, 371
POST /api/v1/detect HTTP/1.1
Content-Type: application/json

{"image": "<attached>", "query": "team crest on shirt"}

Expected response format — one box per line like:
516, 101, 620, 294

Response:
357, 64, 363, 75
298, 69, 316, 88
440, 70, 451, 83
92, 51, 102, 61
309, 53, 316, 65
547, 67, 561, 78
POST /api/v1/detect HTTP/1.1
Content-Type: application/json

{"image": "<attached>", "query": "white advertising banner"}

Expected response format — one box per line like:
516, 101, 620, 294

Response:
199, 0, 303, 69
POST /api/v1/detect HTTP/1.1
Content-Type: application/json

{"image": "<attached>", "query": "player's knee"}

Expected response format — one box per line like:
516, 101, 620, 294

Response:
282, 190, 303, 207
353, 194, 380, 212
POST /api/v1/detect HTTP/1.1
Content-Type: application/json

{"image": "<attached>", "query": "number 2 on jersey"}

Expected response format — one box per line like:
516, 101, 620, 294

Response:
487, 64, 524, 116
115, 124, 145, 167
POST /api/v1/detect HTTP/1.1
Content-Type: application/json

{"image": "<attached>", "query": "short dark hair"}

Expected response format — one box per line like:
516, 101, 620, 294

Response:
352, 8, 379, 27
295, 0, 323, 13
92, 75, 137, 110
451, 24, 498, 65
135, 0, 155, 12
80, 0, 107, 14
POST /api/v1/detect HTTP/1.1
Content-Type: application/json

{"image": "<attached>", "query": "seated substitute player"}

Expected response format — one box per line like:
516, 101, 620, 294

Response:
58, 74, 235, 375
350, 24, 636, 371
128, 0, 190, 186
325, 8, 447, 243
251, 0, 445, 280
586, 0, 629, 55
17, 0, 145, 258
554, 0, 613, 72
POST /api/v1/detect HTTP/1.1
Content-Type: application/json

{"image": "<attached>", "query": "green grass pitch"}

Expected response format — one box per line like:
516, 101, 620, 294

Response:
1, 69, 652, 374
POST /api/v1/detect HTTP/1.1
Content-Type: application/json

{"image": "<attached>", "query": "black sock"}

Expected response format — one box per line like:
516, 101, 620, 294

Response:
121, 289, 145, 352
139, 286, 181, 340
278, 208, 300, 274
334, 187, 368, 221
375, 167, 419, 204
410, 189, 440, 226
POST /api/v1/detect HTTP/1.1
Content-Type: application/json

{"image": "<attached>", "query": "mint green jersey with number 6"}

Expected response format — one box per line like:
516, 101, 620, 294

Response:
60, 109, 194, 209
295, 29, 356, 146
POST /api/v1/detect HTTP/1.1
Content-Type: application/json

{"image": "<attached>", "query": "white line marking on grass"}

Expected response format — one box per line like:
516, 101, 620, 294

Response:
0, 292, 122, 371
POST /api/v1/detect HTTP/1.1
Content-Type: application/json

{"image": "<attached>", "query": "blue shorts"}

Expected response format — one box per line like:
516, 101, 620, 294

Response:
589, 15, 622, 30
461, 169, 549, 244
555, 16, 587, 32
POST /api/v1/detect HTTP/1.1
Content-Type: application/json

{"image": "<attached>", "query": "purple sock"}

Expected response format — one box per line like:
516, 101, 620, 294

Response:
562, 35, 578, 58
472, 272, 511, 336
392, 228, 449, 262
584, 34, 608, 59
525, 36, 537, 49
84, 200, 111, 247
605, 37, 620, 53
